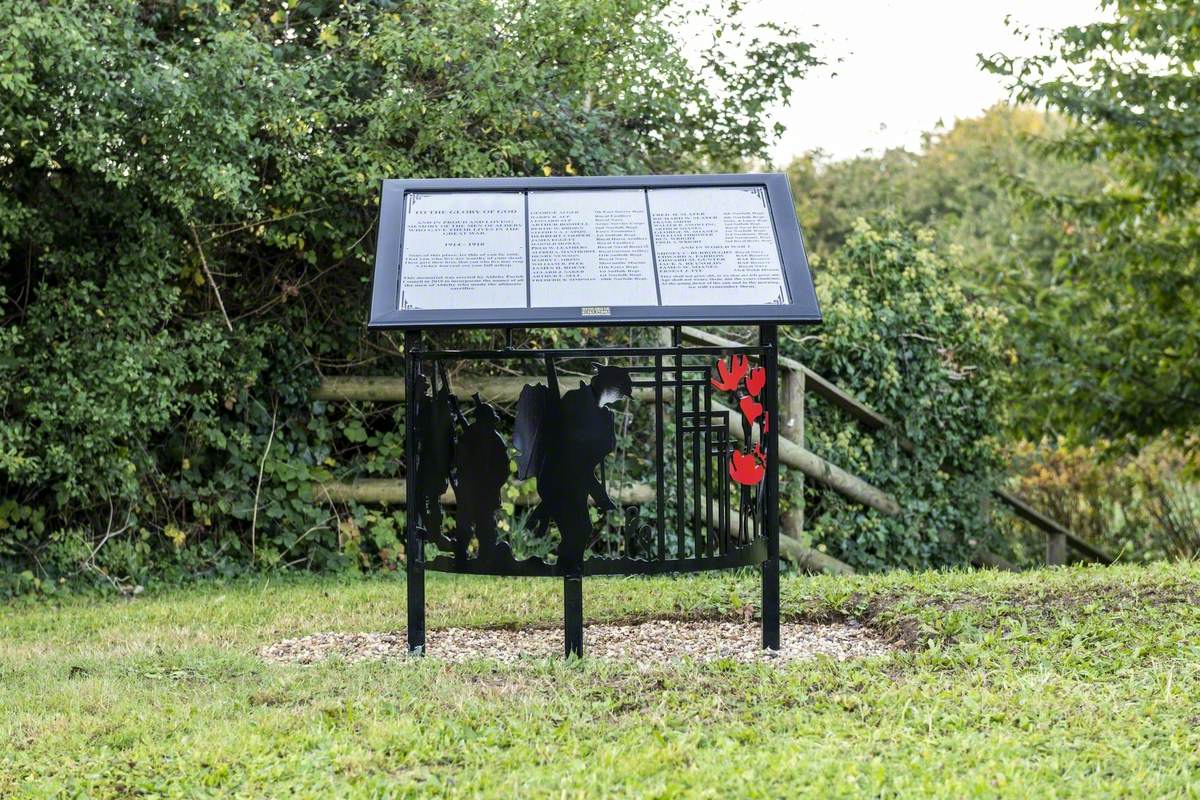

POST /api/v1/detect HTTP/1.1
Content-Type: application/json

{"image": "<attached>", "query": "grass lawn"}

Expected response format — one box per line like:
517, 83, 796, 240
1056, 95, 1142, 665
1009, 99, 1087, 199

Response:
3, 563, 1199, 798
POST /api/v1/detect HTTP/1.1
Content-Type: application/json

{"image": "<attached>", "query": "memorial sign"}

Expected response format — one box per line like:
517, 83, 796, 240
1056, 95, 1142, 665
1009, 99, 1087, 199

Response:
368, 173, 821, 658
369, 174, 818, 327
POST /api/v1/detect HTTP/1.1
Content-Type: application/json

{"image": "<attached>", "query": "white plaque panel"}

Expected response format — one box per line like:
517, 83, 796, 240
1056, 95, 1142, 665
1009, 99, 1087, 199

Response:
528, 190, 658, 308
399, 192, 526, 310
648, 187, 788, 307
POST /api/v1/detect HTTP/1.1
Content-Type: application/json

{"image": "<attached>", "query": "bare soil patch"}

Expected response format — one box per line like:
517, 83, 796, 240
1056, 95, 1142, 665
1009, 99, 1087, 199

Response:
260, 619, 894, 666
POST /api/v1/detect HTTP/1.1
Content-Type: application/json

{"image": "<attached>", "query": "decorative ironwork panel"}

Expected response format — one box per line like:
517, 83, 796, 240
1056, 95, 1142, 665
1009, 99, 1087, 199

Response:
404, 342, 774, 581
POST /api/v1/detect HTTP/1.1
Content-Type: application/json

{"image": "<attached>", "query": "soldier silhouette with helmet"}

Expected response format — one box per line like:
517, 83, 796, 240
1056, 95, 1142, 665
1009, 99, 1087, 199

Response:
514, 360, 633, 576
411, 369, 455, 549
452, 394, 511, 567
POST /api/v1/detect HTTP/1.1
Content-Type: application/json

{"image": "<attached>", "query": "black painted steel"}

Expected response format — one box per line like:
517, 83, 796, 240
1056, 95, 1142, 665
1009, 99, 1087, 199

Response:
654, 354, 666, 562
564, 578, 583, 658
404, 330, 426, 654
673, 326, 685, 562
373, 173, 823, 657
760, 325, 781, 651
416, 344, 766, 361
402, 334, 789, 656
704, 380, 713, 556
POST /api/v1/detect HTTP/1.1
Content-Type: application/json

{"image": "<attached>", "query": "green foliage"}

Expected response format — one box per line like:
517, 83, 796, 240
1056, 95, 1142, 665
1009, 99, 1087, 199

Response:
782, 95, 1198, 556
788, 105, 1103, 274
983, 1, 1200, 440
1004, 435, 1200, 564
792, 220, 1010, 570
0, 0, 816, 592
786, 105, 1109, 441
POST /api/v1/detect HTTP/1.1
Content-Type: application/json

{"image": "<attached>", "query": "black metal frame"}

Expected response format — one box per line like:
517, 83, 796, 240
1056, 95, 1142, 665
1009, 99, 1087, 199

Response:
376, 172, 819, 657
401, 329, 782, 657
369, 173, 820, 330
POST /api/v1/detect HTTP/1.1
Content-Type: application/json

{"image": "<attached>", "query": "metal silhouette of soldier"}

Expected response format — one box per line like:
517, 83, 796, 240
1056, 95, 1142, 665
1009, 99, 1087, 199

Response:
452, 395, 510, 567
514, 359, 633, 576
412, 366, 456, 550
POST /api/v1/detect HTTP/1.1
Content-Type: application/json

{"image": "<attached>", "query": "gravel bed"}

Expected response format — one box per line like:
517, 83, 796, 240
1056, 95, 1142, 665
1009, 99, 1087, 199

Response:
260, 620, 893, 666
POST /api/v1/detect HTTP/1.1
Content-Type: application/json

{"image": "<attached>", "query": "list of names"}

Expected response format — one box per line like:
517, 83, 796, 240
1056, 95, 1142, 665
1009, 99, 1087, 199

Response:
398, 187, 788, 310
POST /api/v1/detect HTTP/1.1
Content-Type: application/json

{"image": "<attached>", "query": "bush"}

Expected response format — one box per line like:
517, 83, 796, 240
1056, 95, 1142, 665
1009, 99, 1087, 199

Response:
0, 0, 815, 594
789, 219, 1011, 570
1003, 436, 1200, 564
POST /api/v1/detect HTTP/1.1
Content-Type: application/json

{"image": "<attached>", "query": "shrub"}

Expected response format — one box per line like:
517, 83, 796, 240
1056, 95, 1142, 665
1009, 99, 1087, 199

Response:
789, 219, 1011, 570
0, 0, 815, 593
1003, 436, 1200, 564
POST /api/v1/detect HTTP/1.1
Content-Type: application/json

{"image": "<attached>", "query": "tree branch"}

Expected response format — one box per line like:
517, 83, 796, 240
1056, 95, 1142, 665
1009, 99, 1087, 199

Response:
190, 222, 234, 332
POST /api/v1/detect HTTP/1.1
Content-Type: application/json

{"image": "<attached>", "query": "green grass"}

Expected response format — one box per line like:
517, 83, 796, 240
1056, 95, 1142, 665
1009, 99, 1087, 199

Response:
3, 563, 1200, 798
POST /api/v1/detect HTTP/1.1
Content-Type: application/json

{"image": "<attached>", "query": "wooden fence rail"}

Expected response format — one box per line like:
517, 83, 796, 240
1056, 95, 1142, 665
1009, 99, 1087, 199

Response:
681, 326, 1115, 567
313, 376, 668, 405
320, 479, 655, 507
318, 478, 856, 575
993, 489, 1115, 565
680, 326, 915, 453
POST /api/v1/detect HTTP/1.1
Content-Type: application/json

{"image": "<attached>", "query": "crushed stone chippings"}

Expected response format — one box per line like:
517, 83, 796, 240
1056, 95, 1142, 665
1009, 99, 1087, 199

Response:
259, 620, 893, 666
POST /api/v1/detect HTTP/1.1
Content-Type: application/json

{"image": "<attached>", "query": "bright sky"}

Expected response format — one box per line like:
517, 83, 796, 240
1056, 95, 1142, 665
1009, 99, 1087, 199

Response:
702, 0, 1108, 164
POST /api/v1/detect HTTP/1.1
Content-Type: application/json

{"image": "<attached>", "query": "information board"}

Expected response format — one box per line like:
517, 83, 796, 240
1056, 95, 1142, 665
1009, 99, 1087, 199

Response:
369, 174, 819, 328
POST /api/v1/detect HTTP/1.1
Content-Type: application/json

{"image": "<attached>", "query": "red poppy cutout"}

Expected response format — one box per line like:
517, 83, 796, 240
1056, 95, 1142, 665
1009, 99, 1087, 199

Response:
762, 411, 769, 434
711, 355, 750, 391
745, 367, 766, 397
738, 394, 763, 426
729, 450, 765, 485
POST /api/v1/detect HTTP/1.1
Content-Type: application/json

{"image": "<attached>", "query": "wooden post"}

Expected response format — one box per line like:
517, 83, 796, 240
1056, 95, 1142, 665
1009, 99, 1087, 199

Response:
782, 367, 805, 540
993, 490, 1114, 565
1047, 532, 1067, 566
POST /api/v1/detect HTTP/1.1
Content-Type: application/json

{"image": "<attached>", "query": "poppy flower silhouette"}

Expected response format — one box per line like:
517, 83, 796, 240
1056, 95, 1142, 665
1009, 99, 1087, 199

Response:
711, 355, 750, 391
729, 449, 765, 485
745, 366, 766, 397
738, 394, 763, 426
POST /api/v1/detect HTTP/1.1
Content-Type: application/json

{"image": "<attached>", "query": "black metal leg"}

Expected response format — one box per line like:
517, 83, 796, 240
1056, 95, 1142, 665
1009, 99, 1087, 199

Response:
762, 555, 780, 650
672, 325, 685, 560
407, 556, 426, 654
405, 329, 426, 655
564, 577, 583, 658
761, 324, 781, 651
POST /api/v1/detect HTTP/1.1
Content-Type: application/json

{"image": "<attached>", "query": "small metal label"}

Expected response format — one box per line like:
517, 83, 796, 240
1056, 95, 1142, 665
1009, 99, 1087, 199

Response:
581, 306, 611, 316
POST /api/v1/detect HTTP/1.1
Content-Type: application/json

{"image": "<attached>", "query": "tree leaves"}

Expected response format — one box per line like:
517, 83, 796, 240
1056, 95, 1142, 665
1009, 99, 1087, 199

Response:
982, 1, 1200, 443
795, 220, 1010, 570
0, 0, 817, 591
